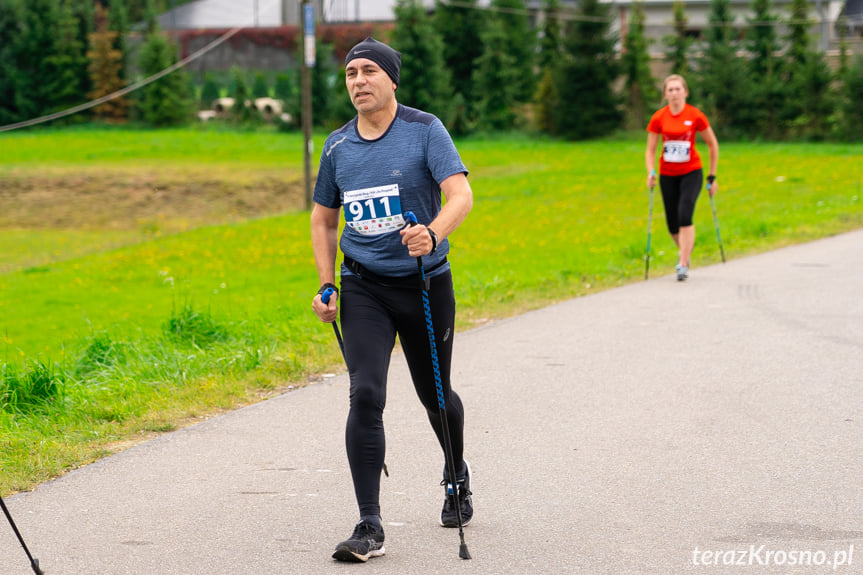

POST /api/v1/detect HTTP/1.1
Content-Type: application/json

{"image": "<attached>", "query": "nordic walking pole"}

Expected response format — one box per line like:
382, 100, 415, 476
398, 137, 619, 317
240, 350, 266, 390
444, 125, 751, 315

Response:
709, 191, 726, 263
0, 495, 45, 575
644, 185, 655, 280
404, 212, 471, 560
320, 287, 345, 361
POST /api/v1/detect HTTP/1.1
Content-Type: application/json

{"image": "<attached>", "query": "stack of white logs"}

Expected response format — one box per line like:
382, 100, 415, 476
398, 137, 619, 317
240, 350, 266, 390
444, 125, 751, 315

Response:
199, 98, 291, 124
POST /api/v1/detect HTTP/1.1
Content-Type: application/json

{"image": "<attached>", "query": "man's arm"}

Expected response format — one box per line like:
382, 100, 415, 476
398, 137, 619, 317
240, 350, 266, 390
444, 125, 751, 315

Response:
432, 172, 473, 237
311, 202, 341, 322
402, 172, 474, 257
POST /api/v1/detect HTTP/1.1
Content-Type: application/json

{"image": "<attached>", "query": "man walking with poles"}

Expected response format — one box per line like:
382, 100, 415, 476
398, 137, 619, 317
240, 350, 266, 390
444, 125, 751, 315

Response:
310, 37, 474, 562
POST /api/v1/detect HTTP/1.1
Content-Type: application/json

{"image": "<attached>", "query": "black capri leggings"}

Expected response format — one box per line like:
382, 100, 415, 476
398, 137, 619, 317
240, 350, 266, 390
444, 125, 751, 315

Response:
340, 270, 464, 518
659, 168, 703, 234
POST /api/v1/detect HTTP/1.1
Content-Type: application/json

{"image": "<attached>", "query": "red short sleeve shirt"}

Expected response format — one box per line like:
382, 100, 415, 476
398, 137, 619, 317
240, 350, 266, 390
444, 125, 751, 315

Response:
646, 104, 710, 177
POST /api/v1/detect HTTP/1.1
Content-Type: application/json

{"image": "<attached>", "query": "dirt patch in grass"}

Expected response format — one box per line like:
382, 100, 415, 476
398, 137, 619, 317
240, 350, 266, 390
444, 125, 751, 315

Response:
0, 166, 307, 232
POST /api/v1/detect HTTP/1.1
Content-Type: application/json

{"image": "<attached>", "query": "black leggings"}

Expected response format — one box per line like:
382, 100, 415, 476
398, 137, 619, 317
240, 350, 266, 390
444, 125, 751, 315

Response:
659, 168, 703, 234
340, 270, 465, 518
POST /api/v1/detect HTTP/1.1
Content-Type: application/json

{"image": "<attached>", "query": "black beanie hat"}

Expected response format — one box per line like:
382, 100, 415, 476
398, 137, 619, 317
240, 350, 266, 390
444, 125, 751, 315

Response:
345, 37, 402, 87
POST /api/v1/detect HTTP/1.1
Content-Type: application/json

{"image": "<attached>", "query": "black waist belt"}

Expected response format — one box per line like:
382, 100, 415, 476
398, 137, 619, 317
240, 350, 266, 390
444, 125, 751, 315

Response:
344, 256, 447, 289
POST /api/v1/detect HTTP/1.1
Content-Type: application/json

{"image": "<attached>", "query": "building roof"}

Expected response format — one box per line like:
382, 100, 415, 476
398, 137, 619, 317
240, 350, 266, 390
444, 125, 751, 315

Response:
157, 0, 429, 29
843, 0, 863, 16
158, 0, 283, 29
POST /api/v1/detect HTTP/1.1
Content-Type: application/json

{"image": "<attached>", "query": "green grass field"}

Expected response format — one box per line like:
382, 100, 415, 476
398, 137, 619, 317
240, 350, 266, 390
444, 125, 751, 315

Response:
1, 127, 862, 494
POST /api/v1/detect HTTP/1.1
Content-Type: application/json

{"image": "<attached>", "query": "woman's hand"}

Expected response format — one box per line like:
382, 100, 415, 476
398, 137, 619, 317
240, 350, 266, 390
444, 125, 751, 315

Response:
647, 172, 657, 189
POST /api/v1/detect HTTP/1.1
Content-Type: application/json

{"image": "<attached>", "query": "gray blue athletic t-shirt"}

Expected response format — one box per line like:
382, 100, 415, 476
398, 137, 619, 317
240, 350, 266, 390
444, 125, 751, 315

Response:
313, 104, 468, 278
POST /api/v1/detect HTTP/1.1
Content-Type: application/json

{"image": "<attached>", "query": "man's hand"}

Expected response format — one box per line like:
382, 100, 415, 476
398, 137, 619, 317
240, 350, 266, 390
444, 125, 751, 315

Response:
312, 289, 338, 323
400, 223, 434, 257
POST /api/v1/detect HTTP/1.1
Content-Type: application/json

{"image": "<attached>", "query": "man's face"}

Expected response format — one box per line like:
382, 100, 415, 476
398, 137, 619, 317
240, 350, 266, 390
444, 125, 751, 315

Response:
345, 58, 396, 114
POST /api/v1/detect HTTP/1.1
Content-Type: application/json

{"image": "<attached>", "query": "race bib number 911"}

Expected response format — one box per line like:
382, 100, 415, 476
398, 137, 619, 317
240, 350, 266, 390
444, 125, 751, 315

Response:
344, 184, 405, 236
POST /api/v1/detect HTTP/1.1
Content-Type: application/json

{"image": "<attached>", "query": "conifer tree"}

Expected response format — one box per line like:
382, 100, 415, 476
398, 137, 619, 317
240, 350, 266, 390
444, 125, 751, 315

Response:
743, 0, 784, 138
836, 17, 850, 79
0, 0, 24, 124
52, 0, 90, 113
434, 0, 484, 125
108, 0, 130, 81
274, 71, 297, 120
310, 38, 337, 127
839, 55, 863, 141
135, 11, 193, 127
621, 0, 657, 130
786, 52, 833, 140
330, 66, 360, 128
473, 15, 520, 132
252, 72, 270, 99
533, 66, 559, 134
491, 0, 536, 102
534, 0, 562, 134
200, 73, 221, 109
88, 3, 128, 122
786, 0, 810, 68
392, 0, 453, 123
538, 0, 562, 72
663, 0, 691, 76
698, 0, 746, 133
554, 0, 621, 140
782, 0, 832, 139
13, 0, 63, 119
230, 67, 256, 124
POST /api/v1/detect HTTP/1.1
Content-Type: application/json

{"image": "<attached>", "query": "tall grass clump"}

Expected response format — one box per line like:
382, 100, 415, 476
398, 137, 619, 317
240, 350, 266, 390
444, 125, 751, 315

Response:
163, 303, 231, 348
0, 361, 65, 413
74, 331, 128, 377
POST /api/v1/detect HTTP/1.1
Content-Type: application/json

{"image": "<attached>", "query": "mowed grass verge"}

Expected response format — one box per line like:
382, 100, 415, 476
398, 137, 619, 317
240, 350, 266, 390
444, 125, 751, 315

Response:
1, 128, 862, 494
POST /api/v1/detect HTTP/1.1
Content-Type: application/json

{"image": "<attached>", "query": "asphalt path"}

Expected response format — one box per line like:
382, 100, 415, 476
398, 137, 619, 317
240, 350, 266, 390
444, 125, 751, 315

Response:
2, 230, 862, 575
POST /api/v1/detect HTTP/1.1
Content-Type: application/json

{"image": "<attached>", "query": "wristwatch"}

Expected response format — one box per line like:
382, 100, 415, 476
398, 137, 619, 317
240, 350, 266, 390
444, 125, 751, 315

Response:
428, 228, 438, 255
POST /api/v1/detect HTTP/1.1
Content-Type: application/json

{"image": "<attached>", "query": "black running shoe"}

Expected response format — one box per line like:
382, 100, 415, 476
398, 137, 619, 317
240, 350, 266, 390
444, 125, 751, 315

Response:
440, 460, 473, 528
332, 521, 385, 562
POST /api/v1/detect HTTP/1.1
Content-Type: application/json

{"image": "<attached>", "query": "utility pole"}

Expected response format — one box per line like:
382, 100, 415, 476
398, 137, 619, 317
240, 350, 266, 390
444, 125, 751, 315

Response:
301, 0, 315, 210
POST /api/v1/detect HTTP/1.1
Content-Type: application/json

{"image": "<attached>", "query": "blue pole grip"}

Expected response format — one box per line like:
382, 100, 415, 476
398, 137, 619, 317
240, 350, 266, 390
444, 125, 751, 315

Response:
404, 211, 418, 226
321, 287, 335, 304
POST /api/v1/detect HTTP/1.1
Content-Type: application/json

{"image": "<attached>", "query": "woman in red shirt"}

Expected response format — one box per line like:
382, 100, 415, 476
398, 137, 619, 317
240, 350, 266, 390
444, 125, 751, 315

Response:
645, 74, 720, 281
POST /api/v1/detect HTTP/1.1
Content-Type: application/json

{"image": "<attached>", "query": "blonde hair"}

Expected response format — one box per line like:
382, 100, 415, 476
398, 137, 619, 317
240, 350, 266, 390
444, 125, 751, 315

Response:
662, 74, 689, 97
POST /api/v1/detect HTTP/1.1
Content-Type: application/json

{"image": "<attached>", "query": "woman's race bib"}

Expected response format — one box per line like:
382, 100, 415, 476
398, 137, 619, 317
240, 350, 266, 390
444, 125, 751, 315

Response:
663, 140, 691, 163
344, 184, 405, 236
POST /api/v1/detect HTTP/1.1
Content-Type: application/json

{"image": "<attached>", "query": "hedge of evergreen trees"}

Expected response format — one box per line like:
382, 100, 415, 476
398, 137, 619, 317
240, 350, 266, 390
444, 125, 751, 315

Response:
1, 0, 193, 127
1, 0, 861, 141
410, 0, 862, 142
